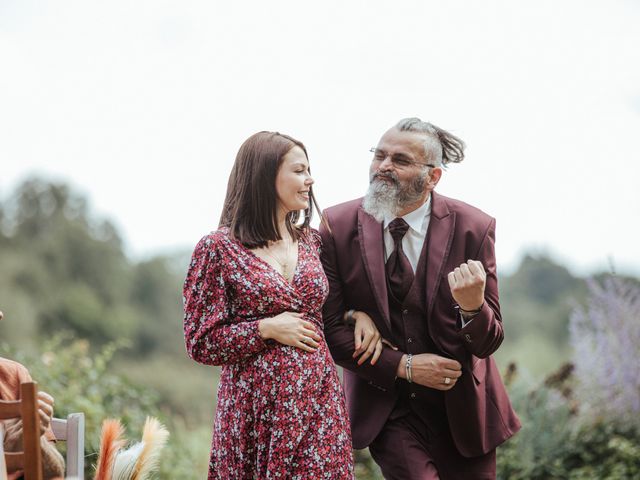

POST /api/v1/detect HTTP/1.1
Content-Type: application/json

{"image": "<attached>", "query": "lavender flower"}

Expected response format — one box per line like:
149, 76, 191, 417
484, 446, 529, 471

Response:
569, 277, 640, 427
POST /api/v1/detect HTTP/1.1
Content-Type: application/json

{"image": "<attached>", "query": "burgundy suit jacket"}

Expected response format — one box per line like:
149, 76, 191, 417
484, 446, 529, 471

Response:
320, 192, 521, 457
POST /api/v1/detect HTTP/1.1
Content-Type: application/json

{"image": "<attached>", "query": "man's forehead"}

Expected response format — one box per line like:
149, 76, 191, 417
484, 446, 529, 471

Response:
377, 128, 427, 152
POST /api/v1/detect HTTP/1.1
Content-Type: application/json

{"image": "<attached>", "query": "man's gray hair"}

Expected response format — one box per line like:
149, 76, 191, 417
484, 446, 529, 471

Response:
395, 117, 465, 167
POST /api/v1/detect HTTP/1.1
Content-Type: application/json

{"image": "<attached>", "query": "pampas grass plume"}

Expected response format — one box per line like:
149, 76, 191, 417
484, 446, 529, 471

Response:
112, 442, 144, 480
94, 419, 126, 480
132, 417, 170, 480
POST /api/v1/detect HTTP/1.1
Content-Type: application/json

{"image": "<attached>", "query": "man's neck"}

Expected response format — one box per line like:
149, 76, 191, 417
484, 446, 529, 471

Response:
396, 192, 431, 217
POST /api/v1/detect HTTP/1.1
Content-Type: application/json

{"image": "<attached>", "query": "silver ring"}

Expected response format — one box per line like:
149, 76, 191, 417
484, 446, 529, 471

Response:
444, 377, 451, 385
301, 337, 308, 344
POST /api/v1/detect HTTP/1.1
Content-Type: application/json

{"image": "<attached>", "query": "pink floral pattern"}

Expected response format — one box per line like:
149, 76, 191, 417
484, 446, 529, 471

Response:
183, 227, 354, 479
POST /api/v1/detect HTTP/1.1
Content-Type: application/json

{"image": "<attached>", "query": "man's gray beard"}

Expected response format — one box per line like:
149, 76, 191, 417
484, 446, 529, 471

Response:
362, 172, 427, 222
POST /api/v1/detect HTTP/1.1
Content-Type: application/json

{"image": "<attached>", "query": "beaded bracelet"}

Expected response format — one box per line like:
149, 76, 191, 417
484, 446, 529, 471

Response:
405, 353, 413, 383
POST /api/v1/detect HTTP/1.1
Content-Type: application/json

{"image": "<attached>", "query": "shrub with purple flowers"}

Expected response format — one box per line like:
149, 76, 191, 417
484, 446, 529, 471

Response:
497, 275, 640, 479
569, 276, 640, 427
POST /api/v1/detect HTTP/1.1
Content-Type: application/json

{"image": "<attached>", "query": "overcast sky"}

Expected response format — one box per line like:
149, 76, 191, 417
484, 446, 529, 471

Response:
1, 0, 639, 275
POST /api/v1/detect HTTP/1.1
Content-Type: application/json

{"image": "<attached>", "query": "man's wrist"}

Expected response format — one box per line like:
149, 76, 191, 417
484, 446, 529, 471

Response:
405, 354, 413, 383
396, 354, 408, 379
457, 302, 484, 320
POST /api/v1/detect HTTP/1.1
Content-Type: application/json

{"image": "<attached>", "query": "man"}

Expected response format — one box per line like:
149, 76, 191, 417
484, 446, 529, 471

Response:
320, 118, 521, 479
0, 310, 65, 480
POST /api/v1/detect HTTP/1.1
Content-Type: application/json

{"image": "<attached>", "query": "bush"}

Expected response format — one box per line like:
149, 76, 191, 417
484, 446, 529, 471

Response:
498, 277, 640, 479
1, 334, 209, 478
569, 277, 640, 428
497, 370, 574, 480
564, 422, 640, 480
498, 367, 640, 480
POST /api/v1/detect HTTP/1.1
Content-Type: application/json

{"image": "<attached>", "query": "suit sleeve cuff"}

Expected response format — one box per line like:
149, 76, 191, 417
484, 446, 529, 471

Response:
374, 347, 405, 390
458, 302, 491, 341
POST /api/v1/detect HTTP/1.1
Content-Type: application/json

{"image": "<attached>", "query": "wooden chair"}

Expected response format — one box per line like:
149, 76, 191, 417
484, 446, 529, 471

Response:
0, 423, 8, 480
51, 413, 85, 479
0, 381, 43, 480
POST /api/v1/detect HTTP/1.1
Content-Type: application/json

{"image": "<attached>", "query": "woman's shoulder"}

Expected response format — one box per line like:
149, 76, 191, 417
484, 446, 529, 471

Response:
192, 227, 233, 257
298, 226, 322, 250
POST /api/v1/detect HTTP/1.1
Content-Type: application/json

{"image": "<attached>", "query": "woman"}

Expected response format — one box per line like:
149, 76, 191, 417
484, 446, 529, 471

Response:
183, 131, 380, 479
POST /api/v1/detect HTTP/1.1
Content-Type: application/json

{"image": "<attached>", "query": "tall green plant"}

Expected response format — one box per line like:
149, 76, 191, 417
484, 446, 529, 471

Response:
1, 334, 210, 478
569, 277, 640, 428
497, 372, 573, 479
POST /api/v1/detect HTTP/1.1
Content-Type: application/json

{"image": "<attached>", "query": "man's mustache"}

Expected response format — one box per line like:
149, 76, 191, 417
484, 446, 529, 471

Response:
370, 171, 399, 185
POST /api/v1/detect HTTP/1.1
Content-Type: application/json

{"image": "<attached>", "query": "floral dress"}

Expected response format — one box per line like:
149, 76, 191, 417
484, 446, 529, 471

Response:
183, 227, 354, 479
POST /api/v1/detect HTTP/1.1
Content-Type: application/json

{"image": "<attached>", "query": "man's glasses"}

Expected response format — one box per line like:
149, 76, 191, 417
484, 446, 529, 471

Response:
369, 148, 435, 169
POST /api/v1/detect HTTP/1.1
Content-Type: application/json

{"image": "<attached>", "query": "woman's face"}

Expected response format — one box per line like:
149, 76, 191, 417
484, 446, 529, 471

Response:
275, 146, 314, 216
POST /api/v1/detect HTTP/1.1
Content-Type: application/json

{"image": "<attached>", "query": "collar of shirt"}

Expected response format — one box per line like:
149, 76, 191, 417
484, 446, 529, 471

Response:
383, 194, 432, 235
383, 195, 432, 272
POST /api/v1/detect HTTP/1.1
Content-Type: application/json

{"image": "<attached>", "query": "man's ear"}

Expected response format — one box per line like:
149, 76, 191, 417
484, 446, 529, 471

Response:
427, 167, 443, 189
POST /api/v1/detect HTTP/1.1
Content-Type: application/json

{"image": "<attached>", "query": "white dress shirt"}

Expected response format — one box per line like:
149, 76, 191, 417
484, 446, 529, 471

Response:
382, 195, 432, 272
383, 195, 474, 327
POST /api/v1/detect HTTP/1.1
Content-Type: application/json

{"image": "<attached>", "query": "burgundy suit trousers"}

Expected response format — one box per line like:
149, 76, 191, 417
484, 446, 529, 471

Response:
368, 411, 496, 480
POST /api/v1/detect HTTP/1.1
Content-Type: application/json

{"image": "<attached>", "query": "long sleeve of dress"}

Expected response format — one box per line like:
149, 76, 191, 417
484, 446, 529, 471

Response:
183, 234, 269, 366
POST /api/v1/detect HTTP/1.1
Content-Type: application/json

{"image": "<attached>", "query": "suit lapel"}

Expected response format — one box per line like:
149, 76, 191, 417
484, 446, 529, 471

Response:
426, 192, 455, 319
357, 207, 391, 329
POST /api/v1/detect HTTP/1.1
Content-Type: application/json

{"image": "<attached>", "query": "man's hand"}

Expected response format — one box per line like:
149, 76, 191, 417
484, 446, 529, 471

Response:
397, 353, 462, 391
2, 391, 56, 452
447, 260, 486, 311
37, 391, 55, 435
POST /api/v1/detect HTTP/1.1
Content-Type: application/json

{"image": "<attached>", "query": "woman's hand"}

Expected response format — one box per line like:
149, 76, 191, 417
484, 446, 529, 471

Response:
258, 312, 322, 353
351, 311, 386, 365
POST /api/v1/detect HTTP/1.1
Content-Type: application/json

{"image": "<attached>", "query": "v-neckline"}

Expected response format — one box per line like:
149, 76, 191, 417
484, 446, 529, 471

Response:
243, 239, 301, 287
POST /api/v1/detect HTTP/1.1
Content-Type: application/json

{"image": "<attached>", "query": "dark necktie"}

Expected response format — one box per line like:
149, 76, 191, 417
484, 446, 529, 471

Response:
386, 218, 414, 301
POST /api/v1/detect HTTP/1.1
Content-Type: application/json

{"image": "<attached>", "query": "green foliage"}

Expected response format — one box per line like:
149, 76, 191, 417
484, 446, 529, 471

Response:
0, 334, 211, 479
1, 334, 158, 476
0, 178, 186, 355
2, 178, 638, 478
112, 352, 217, 424
497, 277, 640, 479
157, 420, 211, 478
494, 333, 571, 378
497, 374, 574, 479
354, 449, 384, 480
128, 256, 185, 356
499, 254, 588, 348
570, 277, 640, 430
564, 422, 640, 480
504, 254, 580, 304
498, 364, 640, 480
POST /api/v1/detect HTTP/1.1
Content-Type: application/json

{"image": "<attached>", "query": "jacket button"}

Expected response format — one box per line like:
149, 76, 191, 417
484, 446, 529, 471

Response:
411, 393, 416, 399
464, 333, 472, 342
407, 337, 413, 343
402, 309, 409, 315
